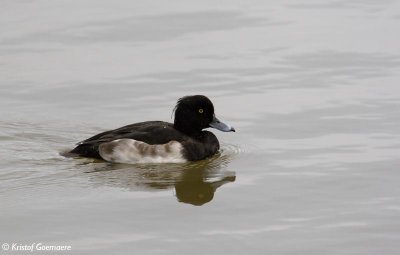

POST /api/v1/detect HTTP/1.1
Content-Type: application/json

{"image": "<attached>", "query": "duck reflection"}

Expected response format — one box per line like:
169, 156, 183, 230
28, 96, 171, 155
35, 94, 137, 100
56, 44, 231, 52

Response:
174, 163, 235, 206
85, 153, 235, 206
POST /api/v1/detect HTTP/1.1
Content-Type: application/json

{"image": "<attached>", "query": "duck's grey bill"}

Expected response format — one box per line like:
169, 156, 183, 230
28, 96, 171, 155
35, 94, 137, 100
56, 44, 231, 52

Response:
209, 115, 235, 132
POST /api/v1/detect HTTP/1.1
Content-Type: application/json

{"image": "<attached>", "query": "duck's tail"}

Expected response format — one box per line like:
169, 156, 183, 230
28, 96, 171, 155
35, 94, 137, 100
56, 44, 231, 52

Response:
68, 143, 102, 159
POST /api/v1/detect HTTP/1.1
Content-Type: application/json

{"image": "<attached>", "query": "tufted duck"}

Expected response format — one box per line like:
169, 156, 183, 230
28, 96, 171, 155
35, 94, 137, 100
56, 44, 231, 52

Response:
69, 95, 235, 163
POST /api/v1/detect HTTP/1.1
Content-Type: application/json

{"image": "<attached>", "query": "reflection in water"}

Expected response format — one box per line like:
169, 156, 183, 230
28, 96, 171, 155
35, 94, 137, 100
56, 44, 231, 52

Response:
85, 152, 236, 206
174, 164, 235, 206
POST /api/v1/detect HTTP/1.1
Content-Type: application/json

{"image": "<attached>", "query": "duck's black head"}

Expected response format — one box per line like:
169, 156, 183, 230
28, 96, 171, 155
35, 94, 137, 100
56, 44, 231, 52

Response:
173, 95, 235, 135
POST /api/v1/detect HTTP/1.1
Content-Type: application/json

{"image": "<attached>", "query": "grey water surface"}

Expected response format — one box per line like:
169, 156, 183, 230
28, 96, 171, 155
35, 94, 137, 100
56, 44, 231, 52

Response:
1, 0, 400, 254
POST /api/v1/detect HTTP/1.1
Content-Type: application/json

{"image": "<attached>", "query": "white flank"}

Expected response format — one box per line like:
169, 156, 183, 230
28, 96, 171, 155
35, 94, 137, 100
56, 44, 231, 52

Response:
98, 139, 186, 164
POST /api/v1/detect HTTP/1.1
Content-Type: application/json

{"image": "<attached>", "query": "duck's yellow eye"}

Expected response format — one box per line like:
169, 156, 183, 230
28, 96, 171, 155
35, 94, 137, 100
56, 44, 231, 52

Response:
198, 109, 204, 114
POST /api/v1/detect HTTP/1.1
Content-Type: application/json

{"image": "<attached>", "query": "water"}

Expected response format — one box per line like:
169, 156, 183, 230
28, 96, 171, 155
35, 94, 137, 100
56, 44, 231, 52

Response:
1, 0, 400, 254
